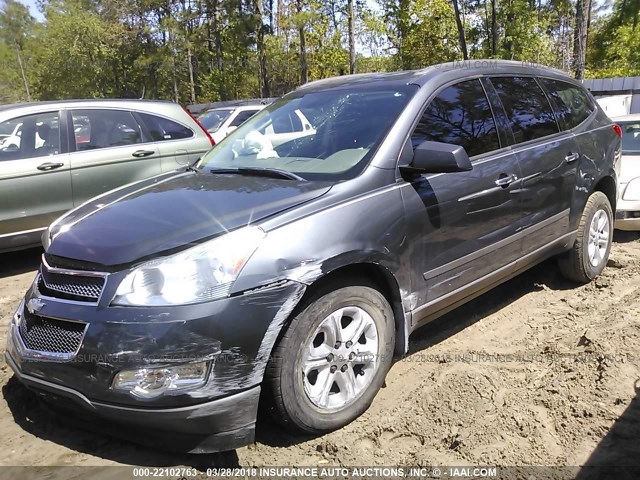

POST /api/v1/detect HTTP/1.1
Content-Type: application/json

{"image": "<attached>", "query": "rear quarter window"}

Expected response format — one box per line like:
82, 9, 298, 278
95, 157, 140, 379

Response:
539, 78, 595, 130
138, 113, 194, 141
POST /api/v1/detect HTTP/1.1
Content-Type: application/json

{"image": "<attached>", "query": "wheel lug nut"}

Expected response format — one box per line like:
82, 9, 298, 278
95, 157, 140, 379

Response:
349, 352, 355, 360
341, 364, 348, 372
334, 341, 341, 349
346, 341, 353, 348
326, 353, 334, 362
330, 365, 337, 373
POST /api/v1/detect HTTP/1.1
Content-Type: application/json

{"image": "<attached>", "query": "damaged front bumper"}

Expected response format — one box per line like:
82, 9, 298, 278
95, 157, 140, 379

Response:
5, 276, 307, 452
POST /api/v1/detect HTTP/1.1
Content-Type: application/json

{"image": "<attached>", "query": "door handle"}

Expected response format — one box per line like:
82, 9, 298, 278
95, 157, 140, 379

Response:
132, 150, 155, 158
495, 173, 518, 188
37, 162, 64, 171
565, 152, 580, 163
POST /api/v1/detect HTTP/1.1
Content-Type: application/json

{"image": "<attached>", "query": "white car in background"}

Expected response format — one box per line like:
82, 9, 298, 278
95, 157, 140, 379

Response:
198, 105, 265, 144
613, 114, 640, 230
0, 120, 51, 151
0, 120, 23, 151
198, 105, 315, 146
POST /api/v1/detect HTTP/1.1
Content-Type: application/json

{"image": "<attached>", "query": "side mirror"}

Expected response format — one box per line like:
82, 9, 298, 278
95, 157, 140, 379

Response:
400, 140, 473, 176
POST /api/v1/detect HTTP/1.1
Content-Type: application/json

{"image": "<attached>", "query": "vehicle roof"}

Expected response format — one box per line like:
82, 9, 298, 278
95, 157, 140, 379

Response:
0, 99, 177, 114
612, 114, 640, 122
295, 60, 576, 93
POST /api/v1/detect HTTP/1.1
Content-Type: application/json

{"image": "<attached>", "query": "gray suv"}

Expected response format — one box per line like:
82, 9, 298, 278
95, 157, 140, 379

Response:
0, 100, 214, 252
5, 61, 620, 453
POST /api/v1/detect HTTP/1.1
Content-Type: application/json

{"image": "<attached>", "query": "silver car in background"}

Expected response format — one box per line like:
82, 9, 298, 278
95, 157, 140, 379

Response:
0, 100, 214, 252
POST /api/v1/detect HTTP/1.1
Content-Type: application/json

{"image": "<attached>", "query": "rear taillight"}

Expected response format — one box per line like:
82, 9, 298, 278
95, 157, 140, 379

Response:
183, 106, 215, 147
613, 124, 622, 138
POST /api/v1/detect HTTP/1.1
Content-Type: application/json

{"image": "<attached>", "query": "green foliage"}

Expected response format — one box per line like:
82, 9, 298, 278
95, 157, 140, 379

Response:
0, 0, 637, 104
0, 0, 35, 101
395, 0, 459, 69
587, 0, 640, 77
33, 3, 124, 98
0, 40, 24, 103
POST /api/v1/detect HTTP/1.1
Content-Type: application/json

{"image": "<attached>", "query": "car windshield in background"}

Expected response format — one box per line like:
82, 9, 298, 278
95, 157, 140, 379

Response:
197, 85, 417, 181
620, 121, 640, 154
198, 108, 234, 132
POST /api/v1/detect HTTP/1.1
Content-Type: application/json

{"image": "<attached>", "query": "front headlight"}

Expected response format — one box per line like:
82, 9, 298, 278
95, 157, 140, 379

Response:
624, 178, 640, 201
112, 361, 209, 399
113, 226, 265, 306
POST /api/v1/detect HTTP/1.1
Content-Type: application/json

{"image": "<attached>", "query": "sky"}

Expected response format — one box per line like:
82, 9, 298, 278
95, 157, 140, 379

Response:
20, 0, 44, 21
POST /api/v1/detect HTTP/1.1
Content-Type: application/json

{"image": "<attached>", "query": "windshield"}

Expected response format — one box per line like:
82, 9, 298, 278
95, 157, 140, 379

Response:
197, 85, 417, 181
198, 108, 234, 132
619, 121, 640, 154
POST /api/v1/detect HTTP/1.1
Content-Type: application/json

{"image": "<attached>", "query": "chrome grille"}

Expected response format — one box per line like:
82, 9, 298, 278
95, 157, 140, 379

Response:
18, 312, 87, 354
39, 256, 107, 302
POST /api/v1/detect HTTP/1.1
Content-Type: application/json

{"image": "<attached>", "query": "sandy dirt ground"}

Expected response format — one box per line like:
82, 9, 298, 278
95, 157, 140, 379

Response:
1, 235, 640, 476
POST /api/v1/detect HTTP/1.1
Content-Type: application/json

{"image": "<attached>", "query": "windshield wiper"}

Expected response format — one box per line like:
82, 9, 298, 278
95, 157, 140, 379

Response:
185, 158, 201, 173
209, 167, 306, 181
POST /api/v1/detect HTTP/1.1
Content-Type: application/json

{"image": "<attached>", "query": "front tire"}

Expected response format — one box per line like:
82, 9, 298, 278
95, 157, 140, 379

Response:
558, 191, 613, 283
264, 285, 395, 434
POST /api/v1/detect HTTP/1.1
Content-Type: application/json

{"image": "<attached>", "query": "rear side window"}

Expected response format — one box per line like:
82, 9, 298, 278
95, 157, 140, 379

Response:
138, 113, 194, 141
539, 78, 595, 130
411, 79, 500, 157
490, 76, 559, 143
71, 109, 143, 151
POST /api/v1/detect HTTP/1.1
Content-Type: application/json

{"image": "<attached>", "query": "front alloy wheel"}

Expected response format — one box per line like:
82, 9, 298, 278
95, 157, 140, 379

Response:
303, 306, 379, 410
264, 284, 395, 434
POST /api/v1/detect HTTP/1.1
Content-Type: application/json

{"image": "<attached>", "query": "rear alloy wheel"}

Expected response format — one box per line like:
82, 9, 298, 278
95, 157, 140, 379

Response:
587, 208, 610, 268
264, 285, 395, 434
558, 191, 613, 282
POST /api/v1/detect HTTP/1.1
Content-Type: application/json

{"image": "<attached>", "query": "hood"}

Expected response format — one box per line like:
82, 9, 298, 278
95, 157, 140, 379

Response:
47, 171, 332, 266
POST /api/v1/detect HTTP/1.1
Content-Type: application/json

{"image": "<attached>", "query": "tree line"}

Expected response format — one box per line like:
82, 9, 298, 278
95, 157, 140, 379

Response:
0, 0, 638, 105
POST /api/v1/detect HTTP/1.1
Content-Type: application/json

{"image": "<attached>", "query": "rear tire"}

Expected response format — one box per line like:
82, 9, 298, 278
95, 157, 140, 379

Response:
263, 284, 395, 434
558, 191, 613, 283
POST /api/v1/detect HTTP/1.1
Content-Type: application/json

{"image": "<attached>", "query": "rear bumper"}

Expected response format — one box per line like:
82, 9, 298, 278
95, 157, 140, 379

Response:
5, 351, 259, 453
615, 198, 640, 230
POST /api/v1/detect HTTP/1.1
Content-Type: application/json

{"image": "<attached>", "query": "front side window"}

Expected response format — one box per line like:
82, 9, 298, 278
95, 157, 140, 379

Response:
0, 112, 60, 161
617, 121, 640, 154
539, 78, 595, 130
138, 113, 194, 141
197, 85, 417, 181
71, 109, 143, 151
411, 79, 500, 157
490, 76, 559, 143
